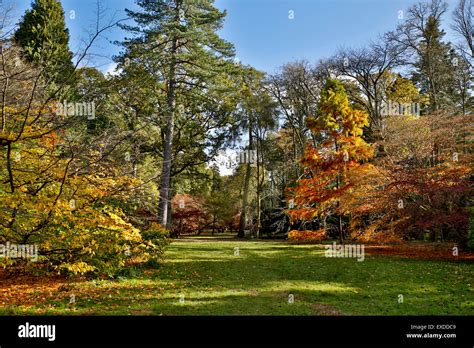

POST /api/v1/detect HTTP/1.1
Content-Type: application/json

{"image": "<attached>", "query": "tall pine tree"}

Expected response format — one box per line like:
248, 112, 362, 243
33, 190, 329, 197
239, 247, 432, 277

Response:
119, 0, 238, 227
390, 0, 456, 112
412, 15, 455, 111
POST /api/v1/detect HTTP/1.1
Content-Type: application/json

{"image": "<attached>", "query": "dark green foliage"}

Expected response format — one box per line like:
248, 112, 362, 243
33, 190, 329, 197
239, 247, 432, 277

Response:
14, 0, 75, 87
118, 0, 243, 227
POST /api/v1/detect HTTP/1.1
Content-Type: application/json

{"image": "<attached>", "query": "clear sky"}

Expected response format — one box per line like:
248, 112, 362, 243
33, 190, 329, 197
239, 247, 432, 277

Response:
6, 0, 460, 75
3, 0, 461, 175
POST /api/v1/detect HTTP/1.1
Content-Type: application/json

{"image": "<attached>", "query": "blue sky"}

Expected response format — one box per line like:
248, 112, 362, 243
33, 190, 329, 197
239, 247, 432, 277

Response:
4, 0, 461, 174
6, 0, 460, 75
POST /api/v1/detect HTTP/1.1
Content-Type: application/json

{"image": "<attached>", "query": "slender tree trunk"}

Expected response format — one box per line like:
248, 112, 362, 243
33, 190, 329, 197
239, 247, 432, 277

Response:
239, 163, 252, 238
335, 139, 344, 244
158, 38, 178, 229
239, 129, 253, 238
167, 187, 173, 229
2, 77, 9, 132
338, 215, 343, 244
157, 103, 175, 228
256, 134, 261, 239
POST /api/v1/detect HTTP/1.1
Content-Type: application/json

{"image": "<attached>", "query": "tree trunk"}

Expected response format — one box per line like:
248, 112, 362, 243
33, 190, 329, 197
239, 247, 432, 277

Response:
157, 37, 178, 229
256, 158, 261, 239
239, 162, 251, 238
212, 215, 216, 236
157, 108, 175, 228
335, 139, 344, 244
239, 129, 253, 238
167, 194, 173, 230
338, 215, 343, 244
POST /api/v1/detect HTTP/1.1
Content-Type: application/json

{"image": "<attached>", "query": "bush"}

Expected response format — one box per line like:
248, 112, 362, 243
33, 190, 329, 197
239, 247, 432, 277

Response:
0, 210, 170, 278
288, 229, 326, 242
74, 222, 169, 277
351, 225, 403, 245
141, 222, 170, 259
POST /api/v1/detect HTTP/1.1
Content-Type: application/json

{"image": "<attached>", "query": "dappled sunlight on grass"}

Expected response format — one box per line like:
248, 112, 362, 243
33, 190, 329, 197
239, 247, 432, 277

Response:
167, 258, 233, 263
1, 239, 473, 315
254, 280, 358, 295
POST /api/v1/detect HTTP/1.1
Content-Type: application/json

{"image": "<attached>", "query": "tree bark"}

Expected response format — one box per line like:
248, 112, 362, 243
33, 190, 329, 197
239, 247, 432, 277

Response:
335, 139, 344, 244
238, 129, 253, 238
157, 37, 178, 229
256, 135, 261, 239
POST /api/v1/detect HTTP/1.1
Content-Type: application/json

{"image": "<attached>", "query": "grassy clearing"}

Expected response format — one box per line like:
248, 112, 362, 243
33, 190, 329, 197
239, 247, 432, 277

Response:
1, 238, 473, 315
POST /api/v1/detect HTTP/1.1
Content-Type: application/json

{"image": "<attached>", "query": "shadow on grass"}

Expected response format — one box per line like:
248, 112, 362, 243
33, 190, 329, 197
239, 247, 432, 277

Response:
1, 241, 472, 315
149, 243, 474, 315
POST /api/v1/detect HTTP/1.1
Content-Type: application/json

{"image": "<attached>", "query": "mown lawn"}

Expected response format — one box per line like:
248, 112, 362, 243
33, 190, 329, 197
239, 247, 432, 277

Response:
1, 238, 473, 315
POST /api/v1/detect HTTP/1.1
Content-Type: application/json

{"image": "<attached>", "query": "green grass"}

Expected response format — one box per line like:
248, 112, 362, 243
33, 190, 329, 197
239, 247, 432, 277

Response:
2, 239, 473, 315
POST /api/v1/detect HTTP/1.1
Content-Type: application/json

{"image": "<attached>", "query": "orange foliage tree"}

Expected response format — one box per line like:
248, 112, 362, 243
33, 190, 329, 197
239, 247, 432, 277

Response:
172, 194, 209, 237
287, 79, 373, 243
345, 112, 473, 245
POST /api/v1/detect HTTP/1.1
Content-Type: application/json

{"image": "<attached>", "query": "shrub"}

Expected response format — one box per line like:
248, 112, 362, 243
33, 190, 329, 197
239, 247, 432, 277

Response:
141, 222, 170, 258
351, 227, 404, 245
288, 229, 326, 242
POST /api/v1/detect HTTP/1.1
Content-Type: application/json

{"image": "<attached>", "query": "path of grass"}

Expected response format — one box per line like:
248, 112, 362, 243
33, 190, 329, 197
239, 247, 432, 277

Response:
1, 238, 473, 315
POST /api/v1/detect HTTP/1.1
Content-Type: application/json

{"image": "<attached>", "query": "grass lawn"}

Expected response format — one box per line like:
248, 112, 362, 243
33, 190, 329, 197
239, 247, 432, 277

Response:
1, 238, 473, 315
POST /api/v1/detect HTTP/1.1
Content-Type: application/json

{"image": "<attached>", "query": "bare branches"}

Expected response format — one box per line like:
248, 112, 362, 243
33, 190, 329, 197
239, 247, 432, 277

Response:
331, 39, 405, 133
452, 0, 474, 67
